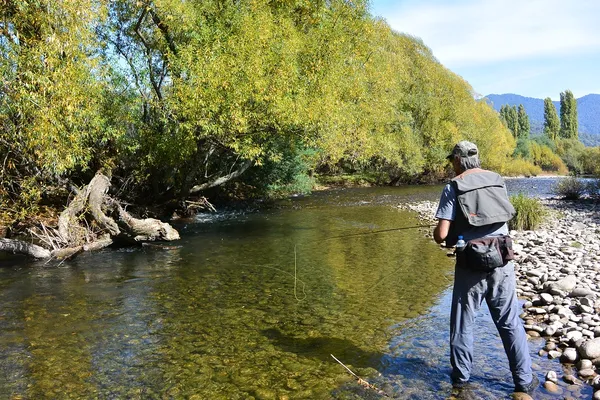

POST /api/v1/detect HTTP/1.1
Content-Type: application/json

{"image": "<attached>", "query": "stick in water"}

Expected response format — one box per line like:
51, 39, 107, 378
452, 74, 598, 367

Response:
330, 354, 390, 398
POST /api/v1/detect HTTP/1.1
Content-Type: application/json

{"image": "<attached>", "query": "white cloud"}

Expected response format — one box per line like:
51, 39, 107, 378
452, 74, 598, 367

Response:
382, 0, 600, 68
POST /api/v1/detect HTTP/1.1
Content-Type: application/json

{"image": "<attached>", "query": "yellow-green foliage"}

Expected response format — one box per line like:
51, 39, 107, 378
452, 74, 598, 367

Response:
578, 146, 600, 176
530, 142, 568, 174
0, 1, 120, 222
510, 193, 546, 231
500, 158, 542, 177
2, 0, 521, 220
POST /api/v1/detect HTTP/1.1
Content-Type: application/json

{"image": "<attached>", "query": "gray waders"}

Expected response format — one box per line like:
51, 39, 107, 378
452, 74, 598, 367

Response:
450, 261, 532, 388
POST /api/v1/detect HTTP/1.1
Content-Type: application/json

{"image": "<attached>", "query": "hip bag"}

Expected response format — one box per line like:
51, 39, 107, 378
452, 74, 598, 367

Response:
456, 235, 515, 272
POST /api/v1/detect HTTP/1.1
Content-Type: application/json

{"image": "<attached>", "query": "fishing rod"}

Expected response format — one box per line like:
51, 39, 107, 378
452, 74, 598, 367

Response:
319, 223, 436, 242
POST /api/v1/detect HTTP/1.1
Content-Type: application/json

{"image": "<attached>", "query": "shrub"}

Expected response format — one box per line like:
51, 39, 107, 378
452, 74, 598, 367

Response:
500, 158, 542, 177
552, 177, 586, 200
509, 193, 546, 231
585, 179, 600, 200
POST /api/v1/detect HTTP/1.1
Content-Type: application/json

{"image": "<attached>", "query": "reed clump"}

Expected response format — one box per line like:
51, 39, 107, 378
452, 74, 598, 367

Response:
509, 193, 547, 231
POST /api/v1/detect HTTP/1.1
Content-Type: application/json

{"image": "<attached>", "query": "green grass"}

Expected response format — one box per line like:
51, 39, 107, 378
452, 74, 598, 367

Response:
509, 193, 547, 231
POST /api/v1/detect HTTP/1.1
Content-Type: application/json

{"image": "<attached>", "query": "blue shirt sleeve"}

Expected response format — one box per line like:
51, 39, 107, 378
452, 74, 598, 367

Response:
435, 183, 457, 221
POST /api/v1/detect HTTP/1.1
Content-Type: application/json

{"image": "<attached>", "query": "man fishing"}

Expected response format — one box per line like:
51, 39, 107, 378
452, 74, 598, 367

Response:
433, 141, 539, 395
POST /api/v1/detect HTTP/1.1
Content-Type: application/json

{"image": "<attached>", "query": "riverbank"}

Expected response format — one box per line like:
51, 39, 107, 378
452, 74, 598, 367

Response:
400, 197, 600, 398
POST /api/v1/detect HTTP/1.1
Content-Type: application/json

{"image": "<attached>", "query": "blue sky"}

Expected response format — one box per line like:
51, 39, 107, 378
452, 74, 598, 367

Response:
369, 0, 600, 100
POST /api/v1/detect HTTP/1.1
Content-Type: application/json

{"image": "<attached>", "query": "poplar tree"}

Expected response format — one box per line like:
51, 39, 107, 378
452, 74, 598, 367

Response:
517, 104, 530, 138
543, 97, 560, 141
559, 90, 578, 139
500, 105, 519, 138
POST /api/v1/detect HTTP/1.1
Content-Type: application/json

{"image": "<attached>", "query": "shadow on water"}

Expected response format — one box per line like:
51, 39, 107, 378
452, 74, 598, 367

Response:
262, 328, 383, 368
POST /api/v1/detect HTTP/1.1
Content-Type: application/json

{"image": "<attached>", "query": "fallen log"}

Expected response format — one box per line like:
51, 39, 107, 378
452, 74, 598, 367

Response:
0, 238, 52, 259
1, 172, 180, 261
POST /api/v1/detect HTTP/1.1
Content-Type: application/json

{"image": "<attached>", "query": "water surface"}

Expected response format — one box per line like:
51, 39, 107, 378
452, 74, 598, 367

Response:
0, 180, 588, 399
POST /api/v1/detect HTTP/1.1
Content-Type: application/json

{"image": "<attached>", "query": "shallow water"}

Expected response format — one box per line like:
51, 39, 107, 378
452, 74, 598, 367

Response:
0, 181, 591, 399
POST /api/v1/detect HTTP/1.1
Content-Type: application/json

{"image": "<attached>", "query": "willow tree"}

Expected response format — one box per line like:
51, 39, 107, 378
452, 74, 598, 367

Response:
0, 0, 117, 222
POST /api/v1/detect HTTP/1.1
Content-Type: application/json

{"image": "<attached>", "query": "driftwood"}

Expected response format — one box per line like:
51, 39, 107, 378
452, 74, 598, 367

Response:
0, 238, 51, 259
0, 172, 179, 260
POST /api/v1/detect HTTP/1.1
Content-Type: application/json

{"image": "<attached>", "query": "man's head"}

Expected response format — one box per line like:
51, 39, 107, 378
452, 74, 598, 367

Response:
446, 140, 481, 174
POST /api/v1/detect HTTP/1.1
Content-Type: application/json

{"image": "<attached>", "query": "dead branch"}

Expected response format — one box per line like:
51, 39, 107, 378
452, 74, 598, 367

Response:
189, 159, 253, 194
114, 202, 179, 242
330, 354, 390, 398
87, 174, 120, 236
185, 197, 216, 213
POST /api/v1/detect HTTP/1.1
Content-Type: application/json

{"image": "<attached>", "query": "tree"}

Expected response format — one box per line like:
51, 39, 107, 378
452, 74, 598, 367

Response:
559, 90, 578, 139
501, 105, 519, 138
543, 97, 560, 141
517, 104, 530, 138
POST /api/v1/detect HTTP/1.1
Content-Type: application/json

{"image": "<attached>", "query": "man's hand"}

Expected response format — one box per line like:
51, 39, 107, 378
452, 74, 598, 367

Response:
433, 219, 451, 244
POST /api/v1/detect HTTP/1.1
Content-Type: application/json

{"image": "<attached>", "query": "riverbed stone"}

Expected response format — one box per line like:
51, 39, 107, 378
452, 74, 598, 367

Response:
545, 370, 558, 383
561, 348, 579, 363
570, 287, 596, 298
548, 275, 577, 293
548, 350, 562, 359
543, 380, 562, 394
563, 374, 580, 384
579, 368, 596, 379
580, 338, 600, 359
578, 359, 594, 370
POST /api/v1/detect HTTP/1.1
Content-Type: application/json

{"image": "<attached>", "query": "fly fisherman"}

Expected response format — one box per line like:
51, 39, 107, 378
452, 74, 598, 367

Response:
433, 141, 539, 395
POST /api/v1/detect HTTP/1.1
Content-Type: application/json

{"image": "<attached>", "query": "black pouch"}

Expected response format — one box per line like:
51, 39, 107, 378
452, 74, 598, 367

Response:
457, 236, 512, 272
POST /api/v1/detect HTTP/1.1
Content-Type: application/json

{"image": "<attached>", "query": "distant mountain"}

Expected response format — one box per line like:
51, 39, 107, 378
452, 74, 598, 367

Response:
484, 93, 600, 146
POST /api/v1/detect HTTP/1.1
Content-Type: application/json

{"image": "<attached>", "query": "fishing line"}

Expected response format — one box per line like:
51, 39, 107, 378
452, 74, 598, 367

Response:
292, 224, 436, 302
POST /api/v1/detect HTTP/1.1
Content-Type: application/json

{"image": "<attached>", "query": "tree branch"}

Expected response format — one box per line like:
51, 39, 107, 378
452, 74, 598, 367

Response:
188, 159, 254, 194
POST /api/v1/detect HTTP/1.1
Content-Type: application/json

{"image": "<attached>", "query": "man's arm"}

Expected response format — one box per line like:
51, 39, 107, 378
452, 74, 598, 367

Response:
433, 219, 451, 244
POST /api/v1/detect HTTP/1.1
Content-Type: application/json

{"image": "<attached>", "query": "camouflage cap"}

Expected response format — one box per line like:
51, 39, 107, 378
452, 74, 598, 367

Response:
446, 140, 478, 160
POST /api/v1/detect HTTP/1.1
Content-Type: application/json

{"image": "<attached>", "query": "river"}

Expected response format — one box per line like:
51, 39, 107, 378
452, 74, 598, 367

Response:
0, 177, 591, 399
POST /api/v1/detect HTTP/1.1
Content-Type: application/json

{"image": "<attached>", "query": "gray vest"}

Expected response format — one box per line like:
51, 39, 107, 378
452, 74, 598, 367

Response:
446, 169, 515, 246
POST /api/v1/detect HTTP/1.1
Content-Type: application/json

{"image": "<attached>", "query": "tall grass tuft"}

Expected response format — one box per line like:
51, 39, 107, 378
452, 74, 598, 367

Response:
509, 193, 546, 231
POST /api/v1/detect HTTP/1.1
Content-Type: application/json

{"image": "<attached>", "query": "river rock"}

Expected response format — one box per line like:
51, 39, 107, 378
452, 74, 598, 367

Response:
579, 368, 596, 379
544, 342, 557, 351
578, 359, 594, 370
570, 287, 596, 297
593, 375, 600, 389
580, 338, 600, 359
545, 370, 558, 383
567, 330, 583, 342
561, 347, 579, 363
548, 275, 577, 294
594, 390, 600, 400
539, 293, 554, 305
543, 380, 562, 394
563, 374, 580, 384
548, 350, 562, 359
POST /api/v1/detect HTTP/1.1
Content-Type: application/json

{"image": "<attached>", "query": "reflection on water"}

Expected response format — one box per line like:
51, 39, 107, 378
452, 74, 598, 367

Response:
0, 181, 582, 399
